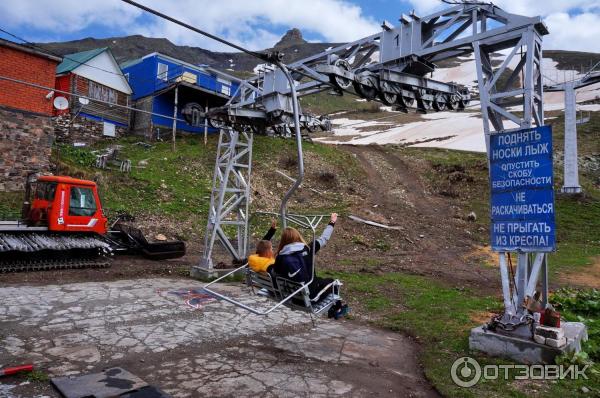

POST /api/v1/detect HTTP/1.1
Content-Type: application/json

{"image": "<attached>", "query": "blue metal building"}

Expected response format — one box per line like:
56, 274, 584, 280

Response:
121, 52, 241, 135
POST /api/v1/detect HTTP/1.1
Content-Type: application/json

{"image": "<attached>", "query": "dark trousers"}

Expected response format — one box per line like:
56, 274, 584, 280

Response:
308, 276, 335, 300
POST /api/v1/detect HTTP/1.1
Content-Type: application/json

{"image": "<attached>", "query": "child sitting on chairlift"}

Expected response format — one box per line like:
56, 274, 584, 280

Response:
248, 220, 277, 273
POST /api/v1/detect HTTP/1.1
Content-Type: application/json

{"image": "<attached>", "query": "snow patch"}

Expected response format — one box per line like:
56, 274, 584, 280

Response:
320, 111, 507, 152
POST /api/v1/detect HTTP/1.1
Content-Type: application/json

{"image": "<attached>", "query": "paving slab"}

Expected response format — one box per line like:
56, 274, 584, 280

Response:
0, 278, 438, 397
51, 367, 147, 398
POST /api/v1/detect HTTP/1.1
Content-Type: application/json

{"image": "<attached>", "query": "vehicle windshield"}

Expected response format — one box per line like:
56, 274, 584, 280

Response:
69, 187, 97, 216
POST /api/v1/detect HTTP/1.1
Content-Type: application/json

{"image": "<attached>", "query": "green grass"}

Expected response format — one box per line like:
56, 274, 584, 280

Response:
552, 194, 600, 273
322, 144, 600, 397
300, 90, 380, 115
55, 136, 215, 222
0, 191, 23, 219
26, 370, 49, 383
50, 133, 363, 237
400, 145, 600, 275
552, 288, 600, 361
324, 271, 600, 397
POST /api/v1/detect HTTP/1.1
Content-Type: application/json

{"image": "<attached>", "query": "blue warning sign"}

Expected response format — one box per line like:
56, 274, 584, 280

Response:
489, 125, 556, 252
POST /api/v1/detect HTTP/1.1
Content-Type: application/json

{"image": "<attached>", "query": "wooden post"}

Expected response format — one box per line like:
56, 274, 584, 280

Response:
172, 85, 179, 151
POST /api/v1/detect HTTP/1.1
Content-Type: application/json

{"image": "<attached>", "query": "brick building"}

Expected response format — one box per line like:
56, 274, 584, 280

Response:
0, 39, 62, 192
0, 38, 61, 115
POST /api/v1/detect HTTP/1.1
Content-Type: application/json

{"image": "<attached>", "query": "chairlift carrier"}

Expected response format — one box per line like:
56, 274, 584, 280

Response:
202, 211, 342, 316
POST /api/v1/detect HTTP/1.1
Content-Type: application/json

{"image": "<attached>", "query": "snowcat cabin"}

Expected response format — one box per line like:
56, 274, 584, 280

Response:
30, 176, 108, 234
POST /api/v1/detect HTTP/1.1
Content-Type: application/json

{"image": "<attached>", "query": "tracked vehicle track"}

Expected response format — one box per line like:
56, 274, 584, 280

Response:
0, 232, 112, 273
0, 258, 111, 273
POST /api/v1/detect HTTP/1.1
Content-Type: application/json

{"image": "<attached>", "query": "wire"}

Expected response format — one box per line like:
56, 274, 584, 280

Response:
0, 74, 187, 123
119, 0, 479, 129
119, 0, 356, 97
120, 0, 268, 62
440, 0, 492, 5
0, 28, 129, 79
0, 26, 201, 92
119, 0, 479, 113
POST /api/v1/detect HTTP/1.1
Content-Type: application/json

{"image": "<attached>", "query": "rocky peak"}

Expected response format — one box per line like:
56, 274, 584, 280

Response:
274, 28, 306, 48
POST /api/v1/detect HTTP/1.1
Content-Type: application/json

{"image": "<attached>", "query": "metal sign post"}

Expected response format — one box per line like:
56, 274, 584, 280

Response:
471, 125, 587, 363
489, 126, 555, 332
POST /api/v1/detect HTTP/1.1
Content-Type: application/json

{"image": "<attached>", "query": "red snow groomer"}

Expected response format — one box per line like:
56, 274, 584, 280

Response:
0, 175, 185, 272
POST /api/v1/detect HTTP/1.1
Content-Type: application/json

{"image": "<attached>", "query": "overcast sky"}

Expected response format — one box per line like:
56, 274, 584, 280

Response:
0, 0, 599, 52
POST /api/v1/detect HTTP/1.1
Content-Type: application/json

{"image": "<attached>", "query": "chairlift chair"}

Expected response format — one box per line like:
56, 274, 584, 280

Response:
202, 212, 342, 316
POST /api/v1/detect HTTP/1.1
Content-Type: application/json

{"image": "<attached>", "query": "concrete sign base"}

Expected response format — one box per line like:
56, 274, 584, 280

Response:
469, 322, 588, 364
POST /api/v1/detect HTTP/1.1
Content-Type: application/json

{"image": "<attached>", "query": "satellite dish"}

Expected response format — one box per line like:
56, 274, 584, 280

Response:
78, 97, 90, 105
53, 96, 69, 110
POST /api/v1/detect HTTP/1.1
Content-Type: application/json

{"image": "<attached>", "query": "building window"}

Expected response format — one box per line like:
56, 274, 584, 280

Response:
217, 77, 231, 96
89, 81, 117, 104
157, 63, 169, 81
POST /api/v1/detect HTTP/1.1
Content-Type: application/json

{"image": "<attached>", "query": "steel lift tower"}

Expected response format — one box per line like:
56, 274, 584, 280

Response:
189, 2, 586, 363
546, 62, 600, 194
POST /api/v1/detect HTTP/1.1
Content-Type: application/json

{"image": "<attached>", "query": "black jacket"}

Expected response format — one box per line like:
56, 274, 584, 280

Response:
272, 222, 335, 285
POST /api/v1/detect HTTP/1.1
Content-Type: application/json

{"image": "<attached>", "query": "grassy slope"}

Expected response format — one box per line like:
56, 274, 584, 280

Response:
544, 50, 600, 72
347, 125, 600, 395
301, 91, 380, 115
9, 134, 363, 242
323, 145, 600, 397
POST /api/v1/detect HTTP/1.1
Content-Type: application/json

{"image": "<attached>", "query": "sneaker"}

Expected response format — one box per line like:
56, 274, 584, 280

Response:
334, 304, 349, 320
257, 288, 271, 297
328, 300, 343, 318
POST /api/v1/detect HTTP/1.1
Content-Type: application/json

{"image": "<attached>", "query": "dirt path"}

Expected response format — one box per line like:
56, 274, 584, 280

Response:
332, 145, 499, 292
558, 256, 600, 288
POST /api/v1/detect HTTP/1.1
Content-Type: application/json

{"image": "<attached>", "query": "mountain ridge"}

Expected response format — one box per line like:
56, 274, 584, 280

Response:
36, 29, 338, 75
35, 30, 600, 76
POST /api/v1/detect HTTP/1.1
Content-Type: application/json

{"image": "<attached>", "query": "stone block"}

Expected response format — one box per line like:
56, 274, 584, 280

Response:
533, 334, 546, 345
535, 325, 564, 340
546, 337, 567, 348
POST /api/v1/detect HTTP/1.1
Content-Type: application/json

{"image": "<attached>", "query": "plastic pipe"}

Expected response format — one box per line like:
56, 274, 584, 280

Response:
0, 364, 34, 377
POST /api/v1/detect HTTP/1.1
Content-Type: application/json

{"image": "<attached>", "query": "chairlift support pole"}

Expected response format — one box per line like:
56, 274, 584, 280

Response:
276, 61, 304, 229
562, 82, 582, 193
193, 127, 253, 276
172, 84, 178, 151
545, 62, 600, 194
